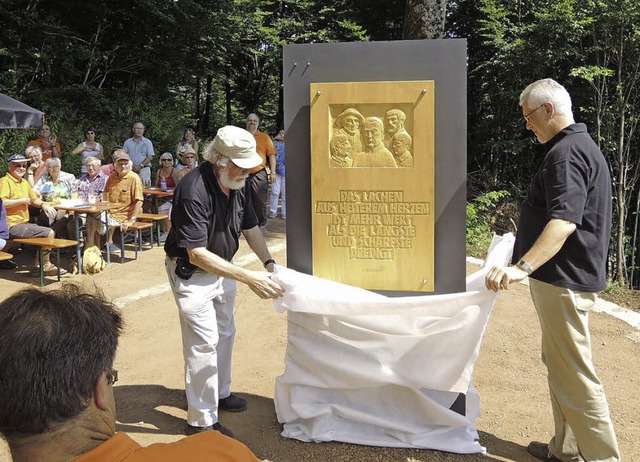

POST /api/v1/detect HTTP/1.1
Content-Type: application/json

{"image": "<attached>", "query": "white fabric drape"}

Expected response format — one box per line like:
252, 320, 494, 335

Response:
272, 234, 514, 453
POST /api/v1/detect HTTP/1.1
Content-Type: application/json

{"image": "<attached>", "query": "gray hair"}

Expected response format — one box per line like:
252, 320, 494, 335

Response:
519, 78, 572, 116
392, 131, 412, 146
45, 157, 61, 168
202, 141, 218, 163
85, 156, 101, 166
25, 145, 43, 157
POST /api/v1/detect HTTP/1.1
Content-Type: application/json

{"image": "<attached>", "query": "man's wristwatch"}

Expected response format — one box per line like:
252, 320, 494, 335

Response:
263, 258, 276, 268
516, 259, 533, 275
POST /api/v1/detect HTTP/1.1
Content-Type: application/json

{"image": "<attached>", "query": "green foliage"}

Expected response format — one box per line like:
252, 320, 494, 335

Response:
466, 190, 510, 258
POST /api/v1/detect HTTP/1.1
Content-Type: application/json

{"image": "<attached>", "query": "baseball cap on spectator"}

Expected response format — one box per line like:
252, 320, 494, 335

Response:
212, 126, 261, 169
114, 151, 131, 162
8, 154, 27, 163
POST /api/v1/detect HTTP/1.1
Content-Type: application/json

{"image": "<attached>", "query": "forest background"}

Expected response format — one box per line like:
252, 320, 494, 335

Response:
1, 0, 640, 294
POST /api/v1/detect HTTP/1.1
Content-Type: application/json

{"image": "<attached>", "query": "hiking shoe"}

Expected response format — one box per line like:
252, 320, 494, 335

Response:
186, 422, 234, 438
0, 260, 18, 270
159, 231, 169, 243
268, 212, 277, 218
527, 441, 562, 462
218, 394, 247, 413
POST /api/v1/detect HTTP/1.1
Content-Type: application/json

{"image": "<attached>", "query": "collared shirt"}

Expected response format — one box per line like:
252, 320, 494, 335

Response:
104, 171, 144, 222
274, 140, 285, 176
165, 160, 258, 262
249, 130, 276, 173
33, 171, 77, 201
513, 123, 612, 292
0, 173, 39, 227
75, 432, 260, 462
77, 170, 109, 202
123, 136, 155, 166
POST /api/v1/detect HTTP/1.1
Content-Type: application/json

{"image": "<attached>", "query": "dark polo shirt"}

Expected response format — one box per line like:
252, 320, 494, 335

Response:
164, 160, 258, 263
513, 123, 612, 292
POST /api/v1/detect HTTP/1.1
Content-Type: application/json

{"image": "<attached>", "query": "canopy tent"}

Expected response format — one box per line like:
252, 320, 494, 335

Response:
0, 93, 44, 129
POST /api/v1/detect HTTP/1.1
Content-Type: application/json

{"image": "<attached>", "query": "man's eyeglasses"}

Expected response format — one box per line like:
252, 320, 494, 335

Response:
524, 104, 545, 122
106, 368, 118, 385
13, 163, 27, 168
183, 156, 196, 159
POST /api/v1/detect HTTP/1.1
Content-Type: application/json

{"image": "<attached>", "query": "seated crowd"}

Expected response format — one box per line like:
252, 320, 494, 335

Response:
0, 122, 199, 274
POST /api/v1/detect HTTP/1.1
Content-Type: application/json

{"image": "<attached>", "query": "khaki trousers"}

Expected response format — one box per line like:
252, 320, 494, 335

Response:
529, 279, 620, 462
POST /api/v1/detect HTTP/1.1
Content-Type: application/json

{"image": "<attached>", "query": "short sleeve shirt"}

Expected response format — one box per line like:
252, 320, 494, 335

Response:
249, 130, 276, 173
513, 123, 612, 292
164, 161, 258, 262
123, 136, 155, 166
104, 171, 144, 222
0, 173, 39, 227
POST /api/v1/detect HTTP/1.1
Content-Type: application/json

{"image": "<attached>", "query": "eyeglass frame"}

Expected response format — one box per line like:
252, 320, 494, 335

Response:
523, 103, 546, 122
106, 368, 118, 385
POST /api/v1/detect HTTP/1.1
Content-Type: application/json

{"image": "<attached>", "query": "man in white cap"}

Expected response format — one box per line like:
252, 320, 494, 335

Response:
164, 126, 284, 438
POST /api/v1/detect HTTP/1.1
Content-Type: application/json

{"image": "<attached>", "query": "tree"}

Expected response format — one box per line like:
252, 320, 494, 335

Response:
403, 0, 447, 39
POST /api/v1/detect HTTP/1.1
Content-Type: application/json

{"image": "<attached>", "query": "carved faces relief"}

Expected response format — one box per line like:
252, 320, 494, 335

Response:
364, 119, 384, 149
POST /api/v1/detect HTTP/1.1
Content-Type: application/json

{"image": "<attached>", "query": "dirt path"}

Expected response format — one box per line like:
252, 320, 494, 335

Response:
1, 219, 638, 461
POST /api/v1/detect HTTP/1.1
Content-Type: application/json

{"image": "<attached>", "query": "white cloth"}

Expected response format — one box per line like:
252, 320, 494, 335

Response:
272, 234, 514, 453
165, 256, 237, 427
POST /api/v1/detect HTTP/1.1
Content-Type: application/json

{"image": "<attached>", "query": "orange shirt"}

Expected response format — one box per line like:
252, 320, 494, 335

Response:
104, 171, 144, 222
0, 173, 39, 227
249, 130, 276, 174
27, 139, 62, 161
75, 432, 260, 462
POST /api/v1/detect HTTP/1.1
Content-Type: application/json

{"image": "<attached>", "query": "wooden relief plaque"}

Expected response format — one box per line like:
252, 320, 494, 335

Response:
310, 81, 435, 291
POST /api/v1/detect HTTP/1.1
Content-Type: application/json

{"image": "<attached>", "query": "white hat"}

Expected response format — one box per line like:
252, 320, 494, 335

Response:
212, 126, 261, 169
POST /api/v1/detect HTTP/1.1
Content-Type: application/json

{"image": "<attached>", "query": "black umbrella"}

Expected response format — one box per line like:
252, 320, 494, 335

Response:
0, 93, 44, 129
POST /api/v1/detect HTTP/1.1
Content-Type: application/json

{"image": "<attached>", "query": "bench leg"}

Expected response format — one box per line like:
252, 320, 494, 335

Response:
38, 249, 45, 287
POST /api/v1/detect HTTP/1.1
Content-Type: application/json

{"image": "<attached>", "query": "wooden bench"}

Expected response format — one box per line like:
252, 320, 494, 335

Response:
117, 221, 154, 262
138, 212, 169, 245
11, 237, 77, 286
0, 250, 14, 261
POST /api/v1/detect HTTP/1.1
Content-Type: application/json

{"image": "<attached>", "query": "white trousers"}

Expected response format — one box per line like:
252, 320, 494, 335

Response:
269, 174, 286, 217
165, 256, 237, 427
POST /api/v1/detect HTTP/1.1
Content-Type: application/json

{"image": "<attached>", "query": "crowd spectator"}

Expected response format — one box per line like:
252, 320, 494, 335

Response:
0, 284, 261, 462
77, 156, 109, 247
155, 152, 179, 242
27, 124, 61, 161
101, 146, 121, 177
176, 128, 199, 170
245, 113, 276, 231
25, 145, 47, 188
0, 154, 60, 275
178, 146, 198, 180
123, 122, 154, 185
103, 150, 143, 254
268, 129, 286, 219
33, 157, 76, 240
72, 127, 104, 174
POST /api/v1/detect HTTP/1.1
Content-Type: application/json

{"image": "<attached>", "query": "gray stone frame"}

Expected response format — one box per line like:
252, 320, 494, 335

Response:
284, 39, 467, 295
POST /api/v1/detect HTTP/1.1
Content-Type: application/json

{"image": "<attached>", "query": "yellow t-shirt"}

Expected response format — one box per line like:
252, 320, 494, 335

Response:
0, 173, 38, 228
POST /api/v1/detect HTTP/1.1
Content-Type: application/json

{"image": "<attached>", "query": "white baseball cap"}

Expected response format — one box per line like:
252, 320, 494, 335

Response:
212, 126, 261, 169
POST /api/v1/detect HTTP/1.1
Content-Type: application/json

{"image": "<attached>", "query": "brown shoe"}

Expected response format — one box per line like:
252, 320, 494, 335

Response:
527, 441, 562, 462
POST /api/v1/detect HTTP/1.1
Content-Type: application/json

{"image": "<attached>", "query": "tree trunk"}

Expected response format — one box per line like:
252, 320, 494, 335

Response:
403, 0, 447, 39
203, 75, 212, 136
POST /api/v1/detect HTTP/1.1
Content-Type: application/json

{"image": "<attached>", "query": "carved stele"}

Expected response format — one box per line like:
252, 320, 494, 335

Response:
310, 81, 435, 292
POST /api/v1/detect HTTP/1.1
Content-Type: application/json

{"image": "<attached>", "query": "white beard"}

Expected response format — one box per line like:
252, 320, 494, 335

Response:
219, 167, 247, 190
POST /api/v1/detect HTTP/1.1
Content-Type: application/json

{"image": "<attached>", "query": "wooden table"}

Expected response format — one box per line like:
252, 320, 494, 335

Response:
143, 187, 174, 213
55, 201, 116, 274
11, 237, 78, 286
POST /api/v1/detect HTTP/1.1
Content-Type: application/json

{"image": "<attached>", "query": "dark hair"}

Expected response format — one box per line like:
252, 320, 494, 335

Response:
84, 127, 97, 136
0, 284, 123, 435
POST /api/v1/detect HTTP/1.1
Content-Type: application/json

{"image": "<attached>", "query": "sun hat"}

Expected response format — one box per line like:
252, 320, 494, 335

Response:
182, 146, 196, 156
212, 126, 261, 169
8, 154, 28, 163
